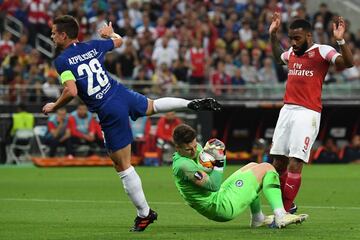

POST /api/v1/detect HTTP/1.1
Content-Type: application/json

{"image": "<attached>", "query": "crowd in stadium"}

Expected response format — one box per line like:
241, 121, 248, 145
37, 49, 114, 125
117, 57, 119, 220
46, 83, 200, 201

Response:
1, 0, 360, 164
1, 0, 360, 105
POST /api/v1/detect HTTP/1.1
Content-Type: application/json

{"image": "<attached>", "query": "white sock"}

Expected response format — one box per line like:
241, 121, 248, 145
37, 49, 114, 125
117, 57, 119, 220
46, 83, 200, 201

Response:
153, 97, 190, 113
252, 211, 265, 222
274, 208, 287, 219
118, 166, 150, 217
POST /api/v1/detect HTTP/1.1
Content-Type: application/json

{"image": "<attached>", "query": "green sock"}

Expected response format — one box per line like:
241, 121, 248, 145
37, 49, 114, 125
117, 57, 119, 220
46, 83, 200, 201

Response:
262, 171, 284, 211
250, 196, 262, 215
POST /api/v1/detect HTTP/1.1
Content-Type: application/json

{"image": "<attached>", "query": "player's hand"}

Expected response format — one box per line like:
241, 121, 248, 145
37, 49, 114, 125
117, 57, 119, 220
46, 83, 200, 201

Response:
269, 12, 281, 35
333, 16, 346, 41
98, 22, 114, 39
203, 138, 225, 160
42, 102, 56, 115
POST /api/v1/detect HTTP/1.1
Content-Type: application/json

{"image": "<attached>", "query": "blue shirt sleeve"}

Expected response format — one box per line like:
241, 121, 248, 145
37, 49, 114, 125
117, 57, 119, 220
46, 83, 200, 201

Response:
54, 56, 69, 74
92, 39, 114, 53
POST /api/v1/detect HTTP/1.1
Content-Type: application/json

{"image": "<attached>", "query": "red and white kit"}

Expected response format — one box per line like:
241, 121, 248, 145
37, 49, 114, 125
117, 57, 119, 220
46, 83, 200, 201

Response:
270, 44, 340, 162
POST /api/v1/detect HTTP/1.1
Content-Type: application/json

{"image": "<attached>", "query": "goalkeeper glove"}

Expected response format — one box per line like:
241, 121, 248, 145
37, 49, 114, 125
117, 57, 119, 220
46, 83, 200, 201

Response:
203, 138, 226, 168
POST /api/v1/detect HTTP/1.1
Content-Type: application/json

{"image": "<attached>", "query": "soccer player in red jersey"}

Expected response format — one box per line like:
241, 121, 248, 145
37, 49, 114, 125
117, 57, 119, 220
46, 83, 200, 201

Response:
269, 12, 354, 212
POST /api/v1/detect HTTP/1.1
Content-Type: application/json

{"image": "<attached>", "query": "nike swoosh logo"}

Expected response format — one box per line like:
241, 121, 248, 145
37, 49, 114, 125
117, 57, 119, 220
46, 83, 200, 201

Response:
286, 183, 294, 189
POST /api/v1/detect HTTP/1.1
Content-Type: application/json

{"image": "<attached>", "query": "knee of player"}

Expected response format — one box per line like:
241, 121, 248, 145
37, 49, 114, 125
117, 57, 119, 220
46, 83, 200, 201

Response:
146, 98, 155, 115
288, 158, 303, 173
260, 162, 275, 172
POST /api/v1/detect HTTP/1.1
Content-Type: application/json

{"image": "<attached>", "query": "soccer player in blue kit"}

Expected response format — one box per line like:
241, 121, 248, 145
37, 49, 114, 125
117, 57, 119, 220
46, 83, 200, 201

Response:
42, 15, 221, 232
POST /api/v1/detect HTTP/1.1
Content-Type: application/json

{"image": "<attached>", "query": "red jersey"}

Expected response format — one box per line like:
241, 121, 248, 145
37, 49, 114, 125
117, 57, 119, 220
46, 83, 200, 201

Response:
281, 44, 340, 112
190, 48, 206, 77
156, 116, 182, 142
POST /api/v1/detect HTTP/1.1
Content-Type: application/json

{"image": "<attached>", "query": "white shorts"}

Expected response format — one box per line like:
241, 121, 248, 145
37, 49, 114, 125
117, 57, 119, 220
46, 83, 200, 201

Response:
270, 104, 321, 163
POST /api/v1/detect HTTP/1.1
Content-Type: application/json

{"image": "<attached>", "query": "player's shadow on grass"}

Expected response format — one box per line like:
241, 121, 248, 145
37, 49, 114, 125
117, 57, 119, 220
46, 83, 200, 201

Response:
160, 224, 253, 232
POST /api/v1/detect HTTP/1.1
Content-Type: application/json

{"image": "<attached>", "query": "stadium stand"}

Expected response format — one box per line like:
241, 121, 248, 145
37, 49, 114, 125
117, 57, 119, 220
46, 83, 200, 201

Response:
0, 0, 360, 164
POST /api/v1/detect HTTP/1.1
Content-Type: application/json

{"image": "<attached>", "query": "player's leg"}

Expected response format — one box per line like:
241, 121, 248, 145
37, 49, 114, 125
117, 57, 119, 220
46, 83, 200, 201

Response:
145, 97, 221, 115
272, 155, 289, 203
282, 107, 320, 212
110, 145, 157, 232
239, 162, 258, 172
246, 163, 308, 228
99, 91, 157, 232
270, 105, 295, 211
242, 163, 269, 226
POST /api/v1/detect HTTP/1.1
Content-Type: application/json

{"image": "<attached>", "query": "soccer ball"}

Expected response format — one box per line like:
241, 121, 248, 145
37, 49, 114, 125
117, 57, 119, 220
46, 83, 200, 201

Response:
199, 151, 215, 170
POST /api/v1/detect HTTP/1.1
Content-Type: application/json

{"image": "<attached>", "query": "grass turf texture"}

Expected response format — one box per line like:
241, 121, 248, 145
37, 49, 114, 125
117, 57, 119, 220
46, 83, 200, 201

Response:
0, 164, 359, 240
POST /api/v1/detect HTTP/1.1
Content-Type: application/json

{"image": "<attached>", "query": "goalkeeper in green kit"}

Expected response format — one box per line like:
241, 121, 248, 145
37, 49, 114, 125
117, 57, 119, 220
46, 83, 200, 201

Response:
172, 124, 308, 228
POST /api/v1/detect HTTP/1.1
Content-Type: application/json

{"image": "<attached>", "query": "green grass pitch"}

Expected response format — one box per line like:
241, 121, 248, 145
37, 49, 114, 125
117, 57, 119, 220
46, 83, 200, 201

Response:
0, 164, 359, 240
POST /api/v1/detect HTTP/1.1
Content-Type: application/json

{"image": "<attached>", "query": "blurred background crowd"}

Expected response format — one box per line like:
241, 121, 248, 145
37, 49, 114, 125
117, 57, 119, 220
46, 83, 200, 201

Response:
1, 0, 360, 105
1, 0, 359, 165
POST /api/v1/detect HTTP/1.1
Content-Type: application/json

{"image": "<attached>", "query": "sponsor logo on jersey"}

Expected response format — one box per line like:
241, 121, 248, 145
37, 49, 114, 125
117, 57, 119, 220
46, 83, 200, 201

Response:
288, 69, 314, 77
95, 83, 111, 99
235, 180, 243, 187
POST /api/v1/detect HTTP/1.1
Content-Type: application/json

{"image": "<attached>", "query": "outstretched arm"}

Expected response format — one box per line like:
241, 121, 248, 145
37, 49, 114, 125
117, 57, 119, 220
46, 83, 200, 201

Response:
269, 12, 285, 65
42, 80, 77, 115
98, 22, 123, 48
333, 16, 354, 68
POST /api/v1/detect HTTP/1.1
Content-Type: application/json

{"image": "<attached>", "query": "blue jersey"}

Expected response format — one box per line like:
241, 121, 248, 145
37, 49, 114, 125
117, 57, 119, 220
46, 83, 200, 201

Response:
54, 39, 119, 112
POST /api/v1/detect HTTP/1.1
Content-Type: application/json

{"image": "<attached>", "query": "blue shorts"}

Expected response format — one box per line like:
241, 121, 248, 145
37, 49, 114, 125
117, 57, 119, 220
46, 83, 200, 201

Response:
97, 85, 148, 152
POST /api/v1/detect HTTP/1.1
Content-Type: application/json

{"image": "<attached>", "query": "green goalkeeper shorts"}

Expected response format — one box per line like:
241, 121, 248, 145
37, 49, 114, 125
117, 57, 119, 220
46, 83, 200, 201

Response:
209, 169, 260, 222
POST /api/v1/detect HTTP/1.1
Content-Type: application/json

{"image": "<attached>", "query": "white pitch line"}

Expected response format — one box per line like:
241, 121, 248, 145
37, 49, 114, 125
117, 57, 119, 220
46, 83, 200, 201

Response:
1, 198, 360, 210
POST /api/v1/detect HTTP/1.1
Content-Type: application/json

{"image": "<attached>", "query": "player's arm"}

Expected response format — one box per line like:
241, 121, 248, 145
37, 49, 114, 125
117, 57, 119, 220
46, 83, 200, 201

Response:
333, 16, 354, 69
98, 22, 123, 48
183, 168, 223, 192
269, 12, 285, 65
42, 79, 77, 115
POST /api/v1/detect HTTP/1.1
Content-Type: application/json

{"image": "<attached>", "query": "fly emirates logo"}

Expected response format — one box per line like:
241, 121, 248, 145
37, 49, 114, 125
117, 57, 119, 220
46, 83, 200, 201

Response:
288, 63, 314, 77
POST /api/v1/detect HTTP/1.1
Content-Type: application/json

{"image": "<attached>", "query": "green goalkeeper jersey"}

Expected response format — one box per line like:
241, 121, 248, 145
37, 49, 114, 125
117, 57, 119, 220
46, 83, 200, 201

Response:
172, 144, 224, 220
172, 144, 260, 222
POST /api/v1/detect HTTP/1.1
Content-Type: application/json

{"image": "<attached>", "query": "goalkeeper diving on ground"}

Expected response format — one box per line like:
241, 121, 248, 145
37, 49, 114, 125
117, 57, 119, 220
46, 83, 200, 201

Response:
172, 124, 308, 228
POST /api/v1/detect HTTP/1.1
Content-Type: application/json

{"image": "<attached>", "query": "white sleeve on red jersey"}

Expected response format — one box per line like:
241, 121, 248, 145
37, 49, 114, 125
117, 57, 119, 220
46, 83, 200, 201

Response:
319, 44, 341, 64
280, 47, 293, 64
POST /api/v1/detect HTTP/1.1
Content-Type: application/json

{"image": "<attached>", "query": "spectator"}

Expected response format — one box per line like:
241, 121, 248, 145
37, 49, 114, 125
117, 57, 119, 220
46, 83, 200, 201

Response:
151, 35, 178, 69
132, 66, 151, 94
118, 39, 138, 79
6, 104, 34, 144
172, 58, 188, 84
313, 22, 329, 45
136, 14, 156, 39
210, 61, 231, 95
130, 116, 152, 158
312, 137, 340, 164
104, 51, 121, 76
239, 21, 253, 44
151, 63, 177, 95
44, 107, 73, 157
340, 135, 360, 163
342, 54, 360, 83
251, 138, 270, 163
258, 57, 278, 84
68, 103, 104, 156
42, 74, 61, 102
155, 112, 182, 164
0, 31, 14, 62
240, 50, 258, 84
185, 39, 206, 85
0, 70, 8, 104
231, 67, 246, 89
8, 72, 26, 104
313, 3, 333, 31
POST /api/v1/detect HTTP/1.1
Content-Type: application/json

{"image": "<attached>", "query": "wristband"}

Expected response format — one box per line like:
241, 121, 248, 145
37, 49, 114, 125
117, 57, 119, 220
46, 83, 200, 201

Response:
336, 39, 345, 45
